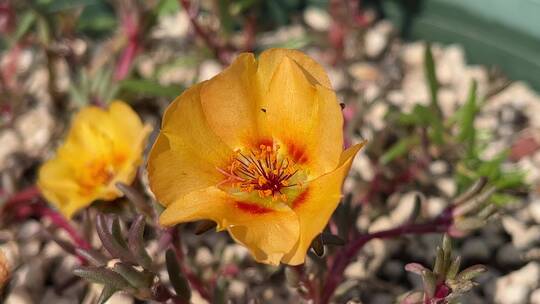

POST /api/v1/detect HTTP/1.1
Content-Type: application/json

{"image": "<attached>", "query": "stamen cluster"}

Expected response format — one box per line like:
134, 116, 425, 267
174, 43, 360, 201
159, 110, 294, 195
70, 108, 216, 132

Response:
219, 144, 301, 202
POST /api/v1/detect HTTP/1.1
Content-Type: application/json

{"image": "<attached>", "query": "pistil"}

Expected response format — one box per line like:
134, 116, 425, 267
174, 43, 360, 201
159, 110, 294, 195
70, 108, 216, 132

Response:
219, 144, 303, 202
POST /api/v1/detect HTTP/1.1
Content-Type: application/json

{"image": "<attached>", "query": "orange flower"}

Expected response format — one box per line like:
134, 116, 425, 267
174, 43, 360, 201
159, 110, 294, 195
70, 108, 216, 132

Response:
0, 249, 9, 291
38, 101, 151, 218
148, 49, 365, 265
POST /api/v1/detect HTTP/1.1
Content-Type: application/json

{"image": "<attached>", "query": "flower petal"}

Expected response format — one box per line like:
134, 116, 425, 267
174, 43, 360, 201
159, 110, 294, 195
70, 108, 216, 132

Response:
199, 53, 269, 149
257, 48, 332, 89
159, 187, 300, 265
105, 125, 151, 198
38, 158, 94, 218
282, 141, 366, 265
148, 83, 233, 206
108, 100, 147, 143
39, 101, 149, 218
262, 55, 343, 177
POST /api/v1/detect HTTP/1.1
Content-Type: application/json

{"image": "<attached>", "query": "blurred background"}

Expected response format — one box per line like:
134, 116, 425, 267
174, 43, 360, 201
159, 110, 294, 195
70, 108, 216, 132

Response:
1, 0, 540, 303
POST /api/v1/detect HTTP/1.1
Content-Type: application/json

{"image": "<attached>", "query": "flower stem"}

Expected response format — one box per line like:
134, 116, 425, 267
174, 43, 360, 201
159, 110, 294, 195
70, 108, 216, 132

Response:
169, 227, 213, 301
2, 186, 91, 262
178, 0, 231, 65
34, 202, 91, 250
320, 217, 452, 303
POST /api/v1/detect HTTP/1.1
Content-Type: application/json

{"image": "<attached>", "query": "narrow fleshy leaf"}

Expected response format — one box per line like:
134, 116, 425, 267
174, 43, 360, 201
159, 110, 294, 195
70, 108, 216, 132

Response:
446, 256, 461, 280
380, 136, 417, 165
454, 177, 488, 205
424, 43, 439, 111
421, 269, 437, 298
165, 249, 191, 301
442, 235, 452, 270
335, 193, 355, 239
195, 220, 217, 235
423, 43, 444, 144
454, 218, 486, 232
478, 204, 498, 219
458, 80, 478, 157
321, 232, 345, 246
447, 279, 477, 294
455, 265, 487, 281
48, 233, 77, 255
405, 263, 428, 275
454, 187, 496, 217
442, 235, 452, 256
75, 248, 108, 266
408, 193, 423, 223
284, 267, 300, 287
433, 246, 445, 278
111, 217, 128, 249
74, 266, 131, 290
98, 286, 118, 304
96, 214, 135, 263
116, 182, 154, 218
311, 234, 324, 257
127, 215, 152, 269
113, 263, 153, 289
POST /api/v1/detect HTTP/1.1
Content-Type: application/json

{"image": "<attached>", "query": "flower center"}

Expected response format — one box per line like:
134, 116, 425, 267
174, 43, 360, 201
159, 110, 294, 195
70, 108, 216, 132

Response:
77, 153, 127, 195
218, 144, 305, 203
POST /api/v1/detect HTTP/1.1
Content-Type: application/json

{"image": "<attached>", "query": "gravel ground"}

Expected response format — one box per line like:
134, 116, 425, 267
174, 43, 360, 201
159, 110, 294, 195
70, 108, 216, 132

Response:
1, 6, 540, 304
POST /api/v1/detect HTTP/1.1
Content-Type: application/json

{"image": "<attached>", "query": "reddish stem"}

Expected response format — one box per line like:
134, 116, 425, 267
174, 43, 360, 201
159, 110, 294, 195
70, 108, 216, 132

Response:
293, 265, 319, 302
361, 157, 429, 204
178, 0, 231, 65
320, 216, 452, 303
170, 228, 213, 301
114, 12, 140, 81
34, 202, 91, 250
242, 14, 256, 52
1, 186, 40, 206
1, 186, 90, 263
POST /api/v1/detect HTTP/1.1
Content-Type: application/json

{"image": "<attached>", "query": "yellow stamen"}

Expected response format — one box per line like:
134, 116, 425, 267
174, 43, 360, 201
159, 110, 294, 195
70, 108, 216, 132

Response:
218, 143, 304, 203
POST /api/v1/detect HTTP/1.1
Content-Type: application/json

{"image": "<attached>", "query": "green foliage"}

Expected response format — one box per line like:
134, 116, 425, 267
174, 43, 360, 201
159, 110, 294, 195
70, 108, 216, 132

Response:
75, 1, 117, 37
155, 0, 180, 17
380, 136, 418, 165
390, 43, 526, 207
69, 68, 119, 106
457, 80, 478, 157
424, 44, 445, 144
454, 79, 526, 203
120, 79, 184, 99
11, 11, 36, 46
215, 0, 306, 36
402, 235, 487, 303
165, 249, 192, 302
74, 215, 184, 302
34, 0, 96, 13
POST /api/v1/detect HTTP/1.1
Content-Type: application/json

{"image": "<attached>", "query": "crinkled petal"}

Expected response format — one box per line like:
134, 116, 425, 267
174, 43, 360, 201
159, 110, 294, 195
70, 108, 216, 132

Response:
257, 48, 332, 89
200, 53, 270, 149
108, 100, 147, 143
282, 142, 366, 265
159, 187, 300, 265
37, 158, 95, 218
148, 83, 233, 206
261, 55, 343, 177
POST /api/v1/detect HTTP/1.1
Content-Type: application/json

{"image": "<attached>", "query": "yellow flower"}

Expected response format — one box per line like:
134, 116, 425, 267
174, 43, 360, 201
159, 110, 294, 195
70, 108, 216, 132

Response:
148, 49, 366, 265
0, 249, 9, 291
38, 101, 151, 218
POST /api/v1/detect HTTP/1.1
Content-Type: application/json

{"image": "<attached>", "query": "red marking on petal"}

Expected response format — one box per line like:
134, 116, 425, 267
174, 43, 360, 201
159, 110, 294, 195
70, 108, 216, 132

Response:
292, 189, 309, 209
235, 201, 272, 214
251, 137, 274, 149
287, 142, 309, 164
